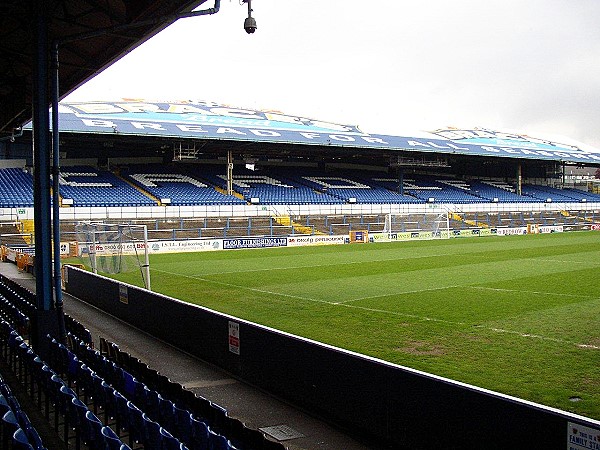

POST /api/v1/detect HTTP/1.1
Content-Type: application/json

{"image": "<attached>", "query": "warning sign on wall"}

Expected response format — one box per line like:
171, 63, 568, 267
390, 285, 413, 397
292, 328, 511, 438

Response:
228, 321, 240, 355
568, 422, 600, 450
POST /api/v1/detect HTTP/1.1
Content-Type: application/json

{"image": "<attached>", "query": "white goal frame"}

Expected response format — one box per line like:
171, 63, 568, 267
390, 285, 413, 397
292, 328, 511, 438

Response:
75, 222, 151, 290
382, 212, 451, 240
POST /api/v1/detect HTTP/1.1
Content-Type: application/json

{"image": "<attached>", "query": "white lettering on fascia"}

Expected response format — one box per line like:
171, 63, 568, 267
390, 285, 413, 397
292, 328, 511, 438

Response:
131, 122, 165, 130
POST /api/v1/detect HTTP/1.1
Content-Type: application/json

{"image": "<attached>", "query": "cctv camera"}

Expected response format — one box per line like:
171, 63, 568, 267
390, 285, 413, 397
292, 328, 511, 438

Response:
244, 16, 257, 33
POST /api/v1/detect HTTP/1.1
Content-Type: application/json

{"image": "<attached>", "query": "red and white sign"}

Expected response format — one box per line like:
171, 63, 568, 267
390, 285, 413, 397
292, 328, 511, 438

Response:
228, 321, 240, 355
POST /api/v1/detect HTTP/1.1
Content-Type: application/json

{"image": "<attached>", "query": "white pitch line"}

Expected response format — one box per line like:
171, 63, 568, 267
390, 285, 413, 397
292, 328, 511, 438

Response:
482, 326, 600, 350
151, 267, 599, 350
469, 286, 598, 300
177, 252, 453, 277
538, 259, 589, 264
151, 268, 333, 305
334, 285, 461, 305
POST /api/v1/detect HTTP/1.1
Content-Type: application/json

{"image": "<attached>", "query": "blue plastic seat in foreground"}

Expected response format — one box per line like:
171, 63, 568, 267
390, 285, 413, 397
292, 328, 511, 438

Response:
189, 414, 210, 450
141, 412, 163, 449
23, 424, 44, 450
126, 401, 144, 448
82, 410, 105, 450
209, 427, 236, 450
12, 427, 34, 450
0, 393, 11, 417
161, 427, 185, 450
2, 410, 20, 449
173, 403, 192, 445
69, 396, 88, 449
58, 384, 76, 441
101, 426, 130, 450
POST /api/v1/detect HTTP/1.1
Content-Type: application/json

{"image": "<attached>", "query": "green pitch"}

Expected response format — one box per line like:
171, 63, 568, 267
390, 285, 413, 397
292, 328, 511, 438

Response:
109, 231, 600, 420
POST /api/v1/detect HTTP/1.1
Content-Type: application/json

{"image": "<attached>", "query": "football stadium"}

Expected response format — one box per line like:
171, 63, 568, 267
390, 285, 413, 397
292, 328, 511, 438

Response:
1, 3, 600, 450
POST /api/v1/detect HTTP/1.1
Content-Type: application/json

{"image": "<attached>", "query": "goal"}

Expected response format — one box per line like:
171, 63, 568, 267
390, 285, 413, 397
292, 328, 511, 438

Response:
382, 212, 451, 240
74, 222, 151, 290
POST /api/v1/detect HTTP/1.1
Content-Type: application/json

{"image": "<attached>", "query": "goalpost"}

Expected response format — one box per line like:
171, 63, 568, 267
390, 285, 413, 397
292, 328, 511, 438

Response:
74, 222, 151, 290
382, 212, 451, 240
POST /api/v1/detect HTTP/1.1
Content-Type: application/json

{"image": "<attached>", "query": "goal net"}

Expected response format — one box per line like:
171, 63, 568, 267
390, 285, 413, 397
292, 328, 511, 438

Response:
382, 212, 451, 240
74, 222, 151, 290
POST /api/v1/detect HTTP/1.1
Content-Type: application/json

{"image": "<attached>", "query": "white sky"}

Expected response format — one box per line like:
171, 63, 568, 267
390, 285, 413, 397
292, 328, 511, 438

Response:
66, 0, 600, 149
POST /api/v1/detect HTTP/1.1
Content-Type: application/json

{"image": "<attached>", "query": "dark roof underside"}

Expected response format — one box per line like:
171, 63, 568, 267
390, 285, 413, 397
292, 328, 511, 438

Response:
0, 0, 208, 137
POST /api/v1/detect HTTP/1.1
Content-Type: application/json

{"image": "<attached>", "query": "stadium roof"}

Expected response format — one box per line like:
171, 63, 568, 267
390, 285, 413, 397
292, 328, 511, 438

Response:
0, 1, 213, 139
49, 100, 600, 165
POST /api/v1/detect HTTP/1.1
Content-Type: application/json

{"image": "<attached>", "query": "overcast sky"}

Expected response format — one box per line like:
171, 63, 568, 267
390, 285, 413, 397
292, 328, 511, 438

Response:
66, 0, 600, 150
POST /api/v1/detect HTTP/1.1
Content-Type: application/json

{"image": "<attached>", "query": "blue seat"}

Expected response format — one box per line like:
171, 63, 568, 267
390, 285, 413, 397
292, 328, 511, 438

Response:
101, 381, 117, 425
89, 371, 105, 414
29, 356, 45, 404
173, 403, 192, 444
126, 401, 144, 447
101, 426, 129, 450
160, 427, 183, 450
77, 363, 95, 403
113, 390, 129, 436
2, 410, 20, 449
157, 393, 175, 434
209, 428, 233, 450
122, 371, 136, 397
40, 365, 56, 419
0, 393, 11, 417
69, 396, 88, 449
143, 385, 160, 420
189, 415, 210, 450
141, 413, 163, 450
12, 427, 34, 450
23, 425, 45, 450
58, 384, 76, 441
82, 410, 104, 450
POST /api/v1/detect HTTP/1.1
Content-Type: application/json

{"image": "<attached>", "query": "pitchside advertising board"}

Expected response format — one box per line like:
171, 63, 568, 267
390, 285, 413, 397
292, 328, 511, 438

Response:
74, 235, 348, 256
35, 100, 600, 164
70, 224, 579, 258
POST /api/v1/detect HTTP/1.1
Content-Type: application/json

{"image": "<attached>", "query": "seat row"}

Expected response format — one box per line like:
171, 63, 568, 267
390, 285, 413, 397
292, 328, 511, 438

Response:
0, 274, 93, 348
82, 335, 285, 449
49, 333, 246, 450
1, 319, 115, 450
0, 272, 284, 450
0, 370, 45, 450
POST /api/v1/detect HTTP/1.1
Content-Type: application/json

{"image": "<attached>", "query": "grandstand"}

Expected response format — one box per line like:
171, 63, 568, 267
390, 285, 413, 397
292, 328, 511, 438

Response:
0, 168, 34, 208
3, 162, 600, 211
1, 162, 600, 244
58, 166, 157, 207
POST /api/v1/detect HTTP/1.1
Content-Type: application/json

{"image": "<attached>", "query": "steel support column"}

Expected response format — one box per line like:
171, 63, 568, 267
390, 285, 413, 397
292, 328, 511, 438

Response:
32, 4, 59, 355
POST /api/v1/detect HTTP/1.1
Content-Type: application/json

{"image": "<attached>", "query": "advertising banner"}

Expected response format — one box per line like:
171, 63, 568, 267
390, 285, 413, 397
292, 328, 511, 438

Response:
287, 235, 346, 247
370, 231, 443, 242
496, 227, 528, 236
222, 237, 287, 250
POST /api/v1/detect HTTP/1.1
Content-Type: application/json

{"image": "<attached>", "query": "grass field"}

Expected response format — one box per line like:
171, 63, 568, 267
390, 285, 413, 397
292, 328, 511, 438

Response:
106, 231, 600, 420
